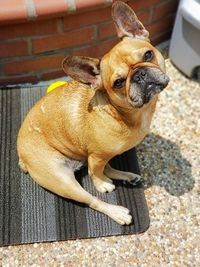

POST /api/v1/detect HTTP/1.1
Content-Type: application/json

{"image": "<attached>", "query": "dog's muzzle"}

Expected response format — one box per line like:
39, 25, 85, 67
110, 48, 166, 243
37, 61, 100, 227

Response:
129, 65, 169, 106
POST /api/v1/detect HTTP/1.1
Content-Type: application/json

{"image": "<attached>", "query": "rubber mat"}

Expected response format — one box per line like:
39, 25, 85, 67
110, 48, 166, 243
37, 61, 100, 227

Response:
0, 87, 150, 246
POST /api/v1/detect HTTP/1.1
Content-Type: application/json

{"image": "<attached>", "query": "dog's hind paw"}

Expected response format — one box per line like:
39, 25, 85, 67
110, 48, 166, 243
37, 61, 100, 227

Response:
106, 205, 132, 225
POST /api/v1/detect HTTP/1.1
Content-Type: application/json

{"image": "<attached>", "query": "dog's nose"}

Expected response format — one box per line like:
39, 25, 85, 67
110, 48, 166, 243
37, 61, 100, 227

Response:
132, 68, 147, 83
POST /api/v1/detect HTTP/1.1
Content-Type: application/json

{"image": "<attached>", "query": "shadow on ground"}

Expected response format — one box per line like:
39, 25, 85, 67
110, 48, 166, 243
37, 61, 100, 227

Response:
137, 133, 194, 196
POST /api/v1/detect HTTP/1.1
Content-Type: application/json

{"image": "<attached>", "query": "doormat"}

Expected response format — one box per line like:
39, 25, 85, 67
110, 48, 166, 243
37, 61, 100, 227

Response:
0, 87, 150, 246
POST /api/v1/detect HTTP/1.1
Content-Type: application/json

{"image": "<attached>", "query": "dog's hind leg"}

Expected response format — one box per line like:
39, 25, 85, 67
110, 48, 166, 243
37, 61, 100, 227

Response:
18, 158, 28, 174
25, 148, 132, 225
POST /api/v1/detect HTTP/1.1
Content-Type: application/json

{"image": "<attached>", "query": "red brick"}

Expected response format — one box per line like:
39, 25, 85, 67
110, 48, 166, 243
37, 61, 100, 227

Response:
129, 0, 161, 11
64, 7, 111, 30
41, 69, 65, 81
147, 15, 175, 39
99, 21, 116, 40
0, 19, 58, 40
32, 27, 95, 54
4, 55, 64, 75
73, 38, 118, 58
153, 0, 179, 21
0, 75, 38, 86
137, 11, 151, 26
0, 41, 28, 58
151, 31, 171, 45
75, 0, 106, 12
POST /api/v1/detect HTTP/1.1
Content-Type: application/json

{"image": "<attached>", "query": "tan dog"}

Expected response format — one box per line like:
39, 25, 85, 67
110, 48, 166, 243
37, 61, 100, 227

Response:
17, 1, 169, 225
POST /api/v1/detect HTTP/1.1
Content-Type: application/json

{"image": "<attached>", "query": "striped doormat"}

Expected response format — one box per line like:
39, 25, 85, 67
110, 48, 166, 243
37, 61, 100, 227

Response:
0, 87, 150, 246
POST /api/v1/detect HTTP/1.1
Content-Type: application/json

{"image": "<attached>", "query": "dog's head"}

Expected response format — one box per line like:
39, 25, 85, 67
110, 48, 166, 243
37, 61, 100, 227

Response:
62, 1, 169, 109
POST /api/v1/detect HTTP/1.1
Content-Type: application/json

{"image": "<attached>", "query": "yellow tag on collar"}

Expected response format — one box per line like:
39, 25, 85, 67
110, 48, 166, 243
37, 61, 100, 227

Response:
46, 81, 68, 93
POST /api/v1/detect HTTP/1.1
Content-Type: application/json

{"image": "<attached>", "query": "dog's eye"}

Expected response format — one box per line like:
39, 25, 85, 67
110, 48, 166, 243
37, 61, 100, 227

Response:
144, 50, 153, 62
113, 78, 126, 89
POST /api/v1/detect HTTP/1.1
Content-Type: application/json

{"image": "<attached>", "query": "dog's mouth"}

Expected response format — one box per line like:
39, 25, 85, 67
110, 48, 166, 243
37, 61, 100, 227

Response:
128, 67, 169, 107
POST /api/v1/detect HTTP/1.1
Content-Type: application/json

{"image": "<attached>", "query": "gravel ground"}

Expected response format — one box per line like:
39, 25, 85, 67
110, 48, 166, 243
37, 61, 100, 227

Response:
0, 59, 200, 267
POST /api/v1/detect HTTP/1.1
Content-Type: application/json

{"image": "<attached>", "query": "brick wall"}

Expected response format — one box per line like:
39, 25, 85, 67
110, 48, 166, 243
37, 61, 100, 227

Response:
0, 0, 179, 85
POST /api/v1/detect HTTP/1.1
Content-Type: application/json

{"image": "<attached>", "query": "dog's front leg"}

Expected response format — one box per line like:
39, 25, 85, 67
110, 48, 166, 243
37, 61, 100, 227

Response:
104, 163, 143, 185
88, 155, 116, 193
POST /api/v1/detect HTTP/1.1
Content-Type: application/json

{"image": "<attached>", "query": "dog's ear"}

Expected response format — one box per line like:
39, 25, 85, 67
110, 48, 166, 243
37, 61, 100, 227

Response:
62, 56, 102, 89
112, 1, 149, 40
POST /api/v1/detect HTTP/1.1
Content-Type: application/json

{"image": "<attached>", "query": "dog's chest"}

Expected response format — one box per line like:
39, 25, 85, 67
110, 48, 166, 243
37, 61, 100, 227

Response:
105, 115, 150, 158
117, 110, 152, 153
140, 110, 152, 134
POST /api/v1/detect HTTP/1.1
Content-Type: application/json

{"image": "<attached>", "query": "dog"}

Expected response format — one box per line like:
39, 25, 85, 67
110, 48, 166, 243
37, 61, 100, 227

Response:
17, 1, 169, 225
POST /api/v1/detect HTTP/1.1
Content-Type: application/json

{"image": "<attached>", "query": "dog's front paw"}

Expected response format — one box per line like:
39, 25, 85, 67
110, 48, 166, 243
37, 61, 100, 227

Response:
93, 176, 116, 193
127, 173, 144, 186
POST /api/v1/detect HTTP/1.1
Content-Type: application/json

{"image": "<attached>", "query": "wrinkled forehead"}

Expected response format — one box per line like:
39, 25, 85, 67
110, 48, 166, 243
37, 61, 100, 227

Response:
102, 37, 165, 73
112, 38, 153, 63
